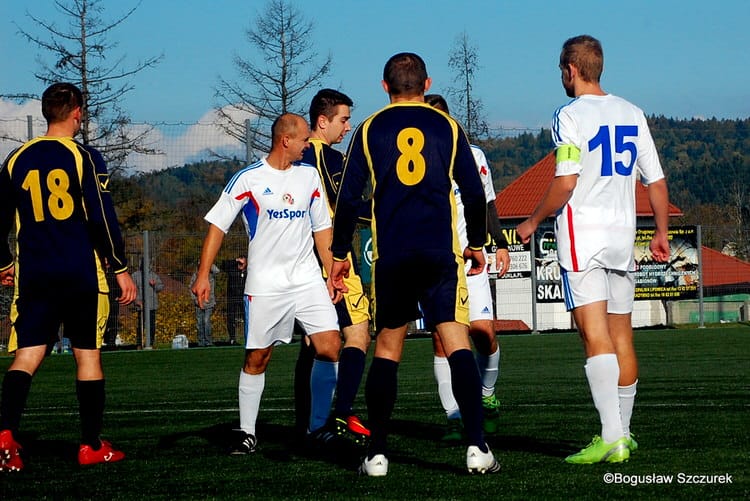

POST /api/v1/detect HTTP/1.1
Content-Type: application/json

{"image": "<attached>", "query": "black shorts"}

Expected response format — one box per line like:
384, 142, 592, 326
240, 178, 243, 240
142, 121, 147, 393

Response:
372, 250, 469, 331
9, 288, 109, 352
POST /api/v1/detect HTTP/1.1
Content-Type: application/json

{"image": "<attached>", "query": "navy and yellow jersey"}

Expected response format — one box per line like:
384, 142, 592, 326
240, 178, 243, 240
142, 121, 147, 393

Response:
302, 138, 343, 215
0, 136, 128, 294
332, 102, 486, 262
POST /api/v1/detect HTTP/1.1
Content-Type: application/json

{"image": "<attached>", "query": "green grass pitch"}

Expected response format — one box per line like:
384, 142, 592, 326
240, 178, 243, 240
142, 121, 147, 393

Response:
1, 326, 748, 499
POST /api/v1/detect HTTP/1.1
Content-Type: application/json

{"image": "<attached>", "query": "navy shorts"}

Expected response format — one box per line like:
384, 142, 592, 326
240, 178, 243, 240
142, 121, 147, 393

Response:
372, 250, 469, 331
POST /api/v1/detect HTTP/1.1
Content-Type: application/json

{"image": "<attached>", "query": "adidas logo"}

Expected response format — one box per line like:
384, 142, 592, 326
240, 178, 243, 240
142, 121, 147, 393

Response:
262, 187, 273, 195
481, 306, 491, 314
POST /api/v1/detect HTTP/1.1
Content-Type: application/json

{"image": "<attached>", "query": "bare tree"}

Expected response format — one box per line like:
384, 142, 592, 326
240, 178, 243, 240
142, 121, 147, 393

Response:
214, 0, 331, 156
446, 32, 488, 142
9, 0, 162, 173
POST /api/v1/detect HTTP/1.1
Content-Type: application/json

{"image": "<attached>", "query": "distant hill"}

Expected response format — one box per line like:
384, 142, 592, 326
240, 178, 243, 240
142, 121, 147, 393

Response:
111, 117, 749, 253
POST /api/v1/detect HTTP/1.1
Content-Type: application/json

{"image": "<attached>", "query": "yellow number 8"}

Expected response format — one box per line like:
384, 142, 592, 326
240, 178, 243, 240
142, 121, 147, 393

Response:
396, 127, 426, 186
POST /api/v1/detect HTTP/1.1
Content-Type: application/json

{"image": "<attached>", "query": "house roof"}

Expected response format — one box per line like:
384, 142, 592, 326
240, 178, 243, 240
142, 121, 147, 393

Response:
493, 151, 750, 296
701, 246, 750, 289
495, 151, 683, 219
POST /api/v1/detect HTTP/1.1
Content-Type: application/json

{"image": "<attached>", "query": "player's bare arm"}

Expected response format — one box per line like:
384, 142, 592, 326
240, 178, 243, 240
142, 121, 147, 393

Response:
330, 259, 350, 294
517, 173, 578, 243
193, 224, 225, 308
647, 178, 671, 262
312, 227, 342, 303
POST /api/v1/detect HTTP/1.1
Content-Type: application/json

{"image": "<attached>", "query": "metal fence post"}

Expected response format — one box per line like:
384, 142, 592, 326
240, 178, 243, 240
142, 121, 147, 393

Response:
530, 232, 539, 334
697, 225, 705, 328
142, 230, 152, 347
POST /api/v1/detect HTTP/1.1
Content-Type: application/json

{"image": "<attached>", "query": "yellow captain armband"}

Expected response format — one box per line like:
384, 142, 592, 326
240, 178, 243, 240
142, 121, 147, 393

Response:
556, 144, 581, 164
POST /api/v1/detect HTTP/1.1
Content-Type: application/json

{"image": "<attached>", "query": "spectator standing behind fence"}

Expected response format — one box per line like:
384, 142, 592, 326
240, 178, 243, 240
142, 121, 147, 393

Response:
0, 82, 136, 472
133, 267, 164, 347
223, 256, 247, 345
190, 261, 219, 347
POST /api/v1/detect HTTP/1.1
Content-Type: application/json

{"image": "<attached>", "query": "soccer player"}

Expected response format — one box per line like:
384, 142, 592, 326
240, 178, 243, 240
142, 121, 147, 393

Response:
516, 35, 670, 464
424, 94, 510, 441
294, 89, 371, 444
331, 53, 500, 476
0, 82, 136, 471
192, 113, 342, 454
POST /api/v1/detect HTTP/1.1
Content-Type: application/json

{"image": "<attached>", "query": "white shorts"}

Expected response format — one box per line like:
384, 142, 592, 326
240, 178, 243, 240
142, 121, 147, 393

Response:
244, 281, 339, 349
561, 267, 634, 314
467, 270, 494, 322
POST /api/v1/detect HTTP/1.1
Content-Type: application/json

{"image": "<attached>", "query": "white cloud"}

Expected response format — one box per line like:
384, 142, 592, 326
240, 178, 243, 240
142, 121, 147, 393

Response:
0, 98, 255, 172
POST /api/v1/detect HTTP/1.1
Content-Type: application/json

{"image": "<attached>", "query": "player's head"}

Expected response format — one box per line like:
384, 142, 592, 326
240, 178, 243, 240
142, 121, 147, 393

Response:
424, 94, 449, 114
271, 112, 310, 161
309, 88, 354, 145
42, 82, 83, 126
382, 52, 430, 98
559, 35, 603, 97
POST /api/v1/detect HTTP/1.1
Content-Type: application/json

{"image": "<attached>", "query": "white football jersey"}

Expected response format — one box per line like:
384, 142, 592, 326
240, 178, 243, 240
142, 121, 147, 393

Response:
551, 94, 665, 272
204, 157, 331, 295
454, 145, 495, 271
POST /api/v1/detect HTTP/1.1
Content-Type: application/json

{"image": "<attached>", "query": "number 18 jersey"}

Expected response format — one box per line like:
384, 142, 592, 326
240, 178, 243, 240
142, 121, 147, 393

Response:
551, 94, 665, 272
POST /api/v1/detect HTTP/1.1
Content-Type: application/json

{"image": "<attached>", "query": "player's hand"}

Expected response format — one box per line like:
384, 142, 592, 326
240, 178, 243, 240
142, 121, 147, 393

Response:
463, 247, 486, 276
649, 231, 671, 263
330, 260, 350, 294
116, 272, 137, 305
516, 219, 536, 244
0, 266, 14, 287
495, 248, 511, 278
326, 276, 343, 304
191, 275, 210, 309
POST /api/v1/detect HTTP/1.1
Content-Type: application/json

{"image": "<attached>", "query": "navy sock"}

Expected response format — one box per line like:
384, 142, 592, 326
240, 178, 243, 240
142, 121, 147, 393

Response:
0, 370, 33, 433
77, 379, 105, 449
293, 340, 315, 435
365, 357, 399, 459
334, 347, 366, 417
448, 349, 487, 452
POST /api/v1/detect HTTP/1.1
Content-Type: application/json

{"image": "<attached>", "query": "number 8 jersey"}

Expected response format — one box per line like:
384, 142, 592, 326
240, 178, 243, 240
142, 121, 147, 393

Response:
0, 137, 128, 293
332, 102, 486, 262
551, 94, 665, 272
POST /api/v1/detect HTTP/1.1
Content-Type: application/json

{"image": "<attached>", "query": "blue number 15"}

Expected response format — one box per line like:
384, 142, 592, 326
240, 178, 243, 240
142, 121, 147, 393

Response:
588, 125, 638, 176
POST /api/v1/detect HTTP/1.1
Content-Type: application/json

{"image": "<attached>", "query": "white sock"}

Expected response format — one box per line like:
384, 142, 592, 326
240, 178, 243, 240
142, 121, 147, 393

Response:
476, 347, 500, 398
618, 380, 638, 439
584, 354, 624, 443
433, 356, 460, 419
309, 359, 338, 432
238, 371, 264, 435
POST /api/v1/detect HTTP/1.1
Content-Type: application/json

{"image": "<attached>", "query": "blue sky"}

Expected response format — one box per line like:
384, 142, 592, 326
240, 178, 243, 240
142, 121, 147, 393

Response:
2, 0, 749, 132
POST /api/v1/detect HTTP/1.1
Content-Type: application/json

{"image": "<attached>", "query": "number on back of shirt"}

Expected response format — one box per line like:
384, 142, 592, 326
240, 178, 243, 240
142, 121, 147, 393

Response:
21, 169, 75, 222
588, 125, 638, 177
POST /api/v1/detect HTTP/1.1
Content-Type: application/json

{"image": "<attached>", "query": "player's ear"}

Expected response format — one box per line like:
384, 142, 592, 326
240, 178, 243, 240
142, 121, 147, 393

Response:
424, 77, 432, 93
381, 80, 389, 94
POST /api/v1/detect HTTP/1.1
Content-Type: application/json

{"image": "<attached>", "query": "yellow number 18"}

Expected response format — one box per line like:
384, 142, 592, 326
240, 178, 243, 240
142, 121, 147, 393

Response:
21, 169, 75, 222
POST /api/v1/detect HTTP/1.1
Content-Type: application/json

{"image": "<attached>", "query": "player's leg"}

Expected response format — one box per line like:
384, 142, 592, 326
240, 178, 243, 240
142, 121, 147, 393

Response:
333, 320, 371, 441
563, 268, 629, 464
607, 270, 638, 451
293, 328, 315, 438
361, 325, 407, 475
233, 347, 273, 454
466, 272, 502, 433
307, 329, 340, 437
1, 345, 45, 472
72, 292, 125, 465
331, 270, 371, 440
296, 281, 341, 442
432, 332, 462, 441
232, 294, 293, 454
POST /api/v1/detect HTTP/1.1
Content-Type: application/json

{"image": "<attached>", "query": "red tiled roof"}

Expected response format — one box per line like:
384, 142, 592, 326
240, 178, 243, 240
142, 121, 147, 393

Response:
493, 152, 750, 295
701, 246, 750, 288
495, 151, 683, 219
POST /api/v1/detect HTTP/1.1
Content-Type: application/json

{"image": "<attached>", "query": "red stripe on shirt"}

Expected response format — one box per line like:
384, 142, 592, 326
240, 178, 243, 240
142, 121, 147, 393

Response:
566, 204, 579, 272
